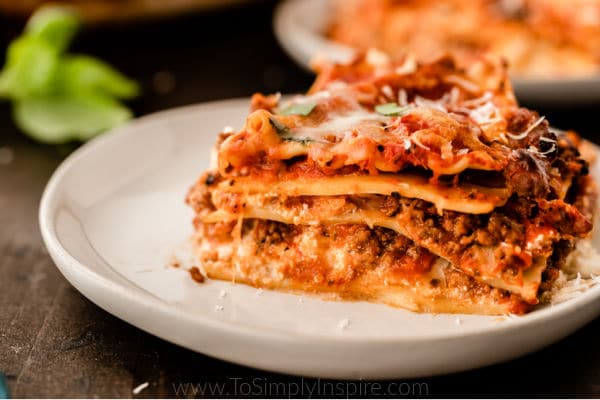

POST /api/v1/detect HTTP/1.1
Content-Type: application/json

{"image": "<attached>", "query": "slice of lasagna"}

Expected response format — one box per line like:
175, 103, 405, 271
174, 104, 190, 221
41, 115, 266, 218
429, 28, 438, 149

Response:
186, 51, 597, 315
327, 0, 600, 79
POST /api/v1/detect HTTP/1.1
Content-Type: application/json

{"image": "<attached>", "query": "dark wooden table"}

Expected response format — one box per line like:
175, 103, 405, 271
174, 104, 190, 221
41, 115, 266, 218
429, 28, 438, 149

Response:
1, 2, 599, 397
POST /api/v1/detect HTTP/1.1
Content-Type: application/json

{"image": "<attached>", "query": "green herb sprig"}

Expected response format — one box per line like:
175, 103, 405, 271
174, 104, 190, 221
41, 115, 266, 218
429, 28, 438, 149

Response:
0, 7, 140, 143
278, 102, 316, 116
375, 103, 411, 117
269, 116, 314, 146
269, 116, 290, 135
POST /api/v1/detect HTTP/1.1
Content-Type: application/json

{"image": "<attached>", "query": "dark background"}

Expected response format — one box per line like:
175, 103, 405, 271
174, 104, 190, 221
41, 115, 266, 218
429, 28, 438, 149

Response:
0, 1, 599, 397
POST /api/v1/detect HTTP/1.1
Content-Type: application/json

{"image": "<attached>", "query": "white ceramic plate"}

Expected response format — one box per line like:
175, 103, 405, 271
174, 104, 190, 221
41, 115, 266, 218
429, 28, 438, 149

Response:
274, 0, 600, 104
40, 99, 600, 379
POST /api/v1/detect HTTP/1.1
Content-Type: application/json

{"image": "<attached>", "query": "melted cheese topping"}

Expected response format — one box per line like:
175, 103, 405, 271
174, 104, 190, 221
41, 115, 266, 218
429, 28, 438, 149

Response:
220, 74, 514, 179
282, 110, 391, 143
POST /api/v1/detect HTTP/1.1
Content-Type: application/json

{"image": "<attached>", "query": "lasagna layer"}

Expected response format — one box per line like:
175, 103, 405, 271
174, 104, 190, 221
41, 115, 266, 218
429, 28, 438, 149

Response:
193, 219, 529, 315
189, 171, 594, 303
218, 55, 585, 203
212, 172, 510, 214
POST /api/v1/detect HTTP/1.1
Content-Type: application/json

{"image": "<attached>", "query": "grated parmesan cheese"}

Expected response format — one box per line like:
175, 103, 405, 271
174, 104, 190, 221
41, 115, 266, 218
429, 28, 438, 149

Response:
468, 101, 502, 126
563, 239, 600, 277
339, 318, 351, 330
366, 48, 390, 68
132, 382, 149, 395
507, 116, 545, 140
394, 54, 417, 75
542, 239, 600, 305
461, 91, 493, 107
398, 89, 408, 106
414, 95, 446, 112
410, 134, 431, 151
381, 85, 394, 100
444, 75, 480, 93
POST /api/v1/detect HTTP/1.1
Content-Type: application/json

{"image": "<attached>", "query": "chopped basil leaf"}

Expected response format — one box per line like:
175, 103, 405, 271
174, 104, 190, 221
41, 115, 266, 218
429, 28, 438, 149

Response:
375, 102, 410, 116
269, 116, 290, 135
279, 102, 316, 116
268, 116, 314, 145
283, 137, 313, 146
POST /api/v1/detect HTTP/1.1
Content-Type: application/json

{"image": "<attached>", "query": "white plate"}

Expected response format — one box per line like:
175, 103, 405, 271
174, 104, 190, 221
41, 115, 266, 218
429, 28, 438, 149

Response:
274, 0, 600, 104
40, 99, 600, 379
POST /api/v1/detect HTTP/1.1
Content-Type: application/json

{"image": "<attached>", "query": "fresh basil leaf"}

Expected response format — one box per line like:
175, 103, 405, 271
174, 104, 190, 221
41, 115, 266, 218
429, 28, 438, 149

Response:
0, 37, 59, 99
375, 102, 410, 116
0, 7, 139, 143
279, 102, 316, 116
283, 137, 314, 145
25, 6, 79, 52
13, 94, 132, 143
57, 55, 140, 99
269, 116, 290, 135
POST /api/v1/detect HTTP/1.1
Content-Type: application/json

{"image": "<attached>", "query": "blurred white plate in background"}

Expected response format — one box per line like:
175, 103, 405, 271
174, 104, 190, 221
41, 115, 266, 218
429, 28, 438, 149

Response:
274, 0, 600, 105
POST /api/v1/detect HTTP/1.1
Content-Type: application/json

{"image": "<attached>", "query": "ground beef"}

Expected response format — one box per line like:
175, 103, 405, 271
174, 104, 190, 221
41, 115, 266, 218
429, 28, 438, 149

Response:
503, 149, 552, 198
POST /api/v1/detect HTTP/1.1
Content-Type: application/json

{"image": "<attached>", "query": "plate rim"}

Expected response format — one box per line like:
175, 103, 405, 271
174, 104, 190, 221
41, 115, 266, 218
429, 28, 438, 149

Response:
38, 99, 600, 367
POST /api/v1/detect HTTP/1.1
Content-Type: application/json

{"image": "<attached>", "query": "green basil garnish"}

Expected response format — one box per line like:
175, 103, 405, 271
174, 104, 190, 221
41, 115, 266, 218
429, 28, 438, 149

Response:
279, 102, 316, 116
375, 103, 411, 117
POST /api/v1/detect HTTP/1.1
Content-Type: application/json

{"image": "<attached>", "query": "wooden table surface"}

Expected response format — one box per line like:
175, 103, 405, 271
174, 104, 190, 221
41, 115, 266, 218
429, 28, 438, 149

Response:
1, 2, 599, 397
